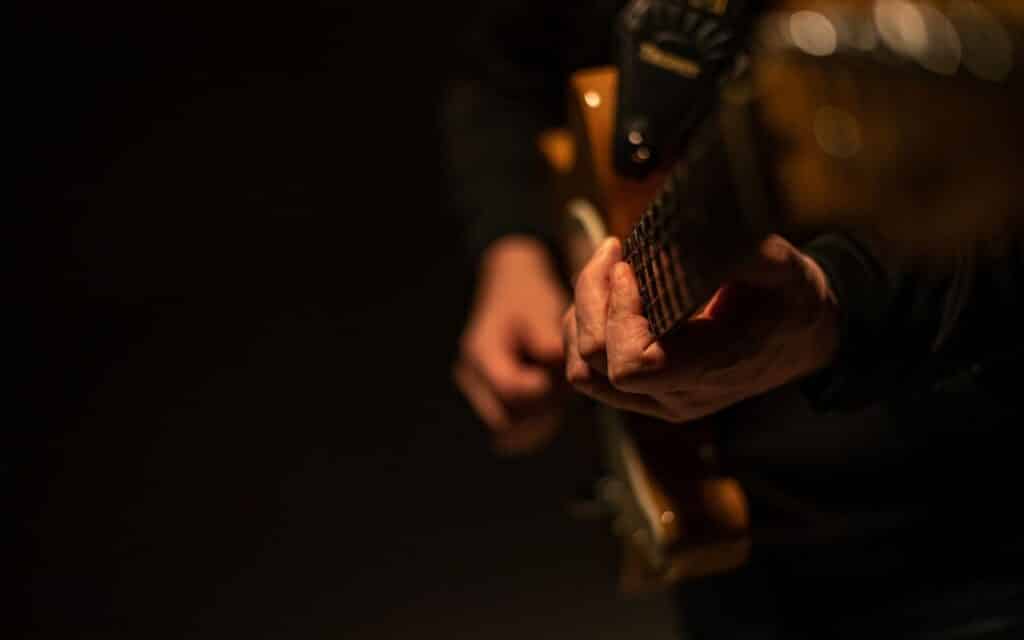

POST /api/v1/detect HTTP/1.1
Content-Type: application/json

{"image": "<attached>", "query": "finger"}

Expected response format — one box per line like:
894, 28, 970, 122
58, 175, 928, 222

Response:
605, 261, 769, 394
605, 261, 668, 391
563, 307, 596, 388
463, 332, 553, 405
564, 306, 671, 420
521, 314, 566, 368
613, 314, 753, 394
574, 237, 621, 374
453, 360, 510, 432
730, 234, 803, 289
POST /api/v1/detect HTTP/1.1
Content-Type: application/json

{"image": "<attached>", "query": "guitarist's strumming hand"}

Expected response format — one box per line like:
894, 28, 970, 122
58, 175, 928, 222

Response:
564, 236, 840, 423
455, 236, 569, 454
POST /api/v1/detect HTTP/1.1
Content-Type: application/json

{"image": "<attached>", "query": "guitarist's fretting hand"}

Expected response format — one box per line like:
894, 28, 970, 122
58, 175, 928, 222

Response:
564, 236, 841, 423
455, 236, 569, 454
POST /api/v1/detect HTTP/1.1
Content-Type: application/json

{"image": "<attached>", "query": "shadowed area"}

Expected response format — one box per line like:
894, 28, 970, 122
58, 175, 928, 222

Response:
15, 2, 677, 637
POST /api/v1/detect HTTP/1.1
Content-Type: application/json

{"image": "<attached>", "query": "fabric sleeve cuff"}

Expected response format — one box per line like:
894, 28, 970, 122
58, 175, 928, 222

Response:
799, 232, 893, 412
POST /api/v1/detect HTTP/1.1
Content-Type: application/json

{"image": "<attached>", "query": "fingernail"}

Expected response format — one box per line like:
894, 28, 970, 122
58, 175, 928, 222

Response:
602, 237, 621, 260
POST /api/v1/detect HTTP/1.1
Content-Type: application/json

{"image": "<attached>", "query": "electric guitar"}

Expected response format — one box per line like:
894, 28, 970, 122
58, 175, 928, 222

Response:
542, 65, 755, 595
540, 0, 1023, 593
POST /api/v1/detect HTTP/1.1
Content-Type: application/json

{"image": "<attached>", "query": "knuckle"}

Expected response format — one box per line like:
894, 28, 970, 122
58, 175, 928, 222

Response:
608, 350, 652, 387
607, 360, 637, 388
565, 360, 591, 386
490, 377, 517, 400
491, 373, 528, 401
639, 346, 666, 371
576, 331, 605, 360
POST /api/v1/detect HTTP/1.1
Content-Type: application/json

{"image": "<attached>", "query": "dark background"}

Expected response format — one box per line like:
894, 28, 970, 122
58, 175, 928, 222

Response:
14, 3, 677, 637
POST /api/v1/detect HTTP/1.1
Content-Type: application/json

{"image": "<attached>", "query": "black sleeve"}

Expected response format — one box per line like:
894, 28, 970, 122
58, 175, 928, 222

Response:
440, 1, 622, 264
800, 230, 1024, 412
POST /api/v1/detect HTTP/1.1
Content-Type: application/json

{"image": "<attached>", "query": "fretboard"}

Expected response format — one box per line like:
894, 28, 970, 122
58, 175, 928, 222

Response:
623, 113, 764, 339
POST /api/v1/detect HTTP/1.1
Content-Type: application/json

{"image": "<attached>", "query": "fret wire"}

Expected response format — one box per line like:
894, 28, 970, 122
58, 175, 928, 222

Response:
639, 242, 665, 334
627, 235, 653, 325
632, 252, 692, 337
647, 242, 671, 335
638, 217, 663, 333
625, 179, 732, 338
643, 206, 659, 333
651, 182, 675, 333
645, 204, 667, 334
656, 196, 679, 335
659, 245, 683, 324
669, 248, 691, 321
649, 225, 672, 334
634, 208, 659, 333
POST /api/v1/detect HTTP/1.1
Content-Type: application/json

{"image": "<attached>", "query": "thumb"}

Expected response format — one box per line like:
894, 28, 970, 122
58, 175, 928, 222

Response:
521, 314, 565, 367
730, 234, 802, 289
700, 235, 795, 324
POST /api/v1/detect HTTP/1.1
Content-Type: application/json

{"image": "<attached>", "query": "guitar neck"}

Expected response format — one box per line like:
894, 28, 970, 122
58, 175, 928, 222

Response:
624, 85, 774, 339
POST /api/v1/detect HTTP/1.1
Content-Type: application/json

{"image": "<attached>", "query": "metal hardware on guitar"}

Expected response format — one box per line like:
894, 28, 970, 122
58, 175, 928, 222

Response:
612, 0, 756, 178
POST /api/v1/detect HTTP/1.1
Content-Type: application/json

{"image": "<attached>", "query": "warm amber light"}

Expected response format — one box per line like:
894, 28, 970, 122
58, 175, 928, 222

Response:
789, 11, 837, 57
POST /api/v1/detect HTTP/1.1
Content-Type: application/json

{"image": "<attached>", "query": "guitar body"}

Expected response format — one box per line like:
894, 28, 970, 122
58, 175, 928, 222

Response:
540, 67, 750, 593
